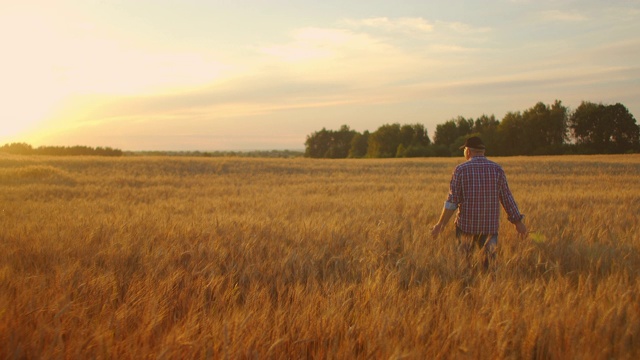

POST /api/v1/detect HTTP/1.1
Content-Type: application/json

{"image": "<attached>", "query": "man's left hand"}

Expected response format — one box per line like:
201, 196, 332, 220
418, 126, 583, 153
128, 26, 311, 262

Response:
515, 221, 527, 238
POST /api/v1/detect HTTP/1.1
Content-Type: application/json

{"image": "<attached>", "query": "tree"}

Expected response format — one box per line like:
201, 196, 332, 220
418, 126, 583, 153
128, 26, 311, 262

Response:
548, 100, 569, 145
367, 123, 402, 158
397, 124, 431, 157
348, 131, 369, 158
326, 125, 357, 158
521, 101, 568, 155
0, 142, 33, 155
455, 116, 474, 138
367, 123, 432, 158
304, 128, 331, 158
569, 101, 640, 153
494, 101, 570, 156
302, 98, 637, 158
606, 103, 640, 153
434, 117, 473, 155
473, 115, 500, 154
473, 114, 499, 134
304, 125, 358, 158
306, 123, 432, 158
433, 120, 458, 147
497, 111, 527, 156
0, 143, 123, 156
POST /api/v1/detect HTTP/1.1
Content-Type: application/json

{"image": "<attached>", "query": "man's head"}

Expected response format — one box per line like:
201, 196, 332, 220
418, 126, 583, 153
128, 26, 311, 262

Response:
459, 136, 485, 159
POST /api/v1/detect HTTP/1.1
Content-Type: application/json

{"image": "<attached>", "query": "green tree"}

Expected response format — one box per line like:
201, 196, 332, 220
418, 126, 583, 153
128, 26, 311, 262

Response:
0, 142, 33, 155
397, 124, 432, 157
367, 123, 402, 158
473, 114, 499, 134
368, 123, 432, 158
326, 125, 357, 158
548, 100, 569, 145
521, 101, 568, 155
569, 101, 639, 153
473, 115, 500, 154
455, 116, 474, 138
348, 130, 369, 158
433, 120, 458, 147
606, 103, 639, 153
304, 128, 331, 158
497, 111, 527, 156
0, 143, 123, 156
434, 117, 473, 155
304, 125, 358, 158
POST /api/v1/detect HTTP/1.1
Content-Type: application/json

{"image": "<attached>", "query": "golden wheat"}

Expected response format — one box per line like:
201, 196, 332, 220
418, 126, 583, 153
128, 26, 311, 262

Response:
0, 154, 639, 359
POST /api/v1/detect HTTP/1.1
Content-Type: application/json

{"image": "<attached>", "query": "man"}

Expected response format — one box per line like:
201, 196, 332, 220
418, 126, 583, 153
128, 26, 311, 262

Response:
430, 136, 527, 268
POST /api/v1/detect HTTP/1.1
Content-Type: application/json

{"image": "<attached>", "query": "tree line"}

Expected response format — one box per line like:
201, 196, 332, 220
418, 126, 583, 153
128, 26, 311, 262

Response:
127, 150, 303, 158
0, 143, 304, 158
304, 100, 640, 158
0, 143, 123, 156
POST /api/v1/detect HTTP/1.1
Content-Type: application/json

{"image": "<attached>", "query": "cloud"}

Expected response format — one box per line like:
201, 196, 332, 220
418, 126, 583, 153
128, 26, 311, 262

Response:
437, 21, 492, 34
254, 26, 431, 89
257, 27, 359, 61
536, 9, 588, 22
252, 17, 494, 88
339, 17, 492, 59
342, 17, 434, 33
342, 17, 492, 37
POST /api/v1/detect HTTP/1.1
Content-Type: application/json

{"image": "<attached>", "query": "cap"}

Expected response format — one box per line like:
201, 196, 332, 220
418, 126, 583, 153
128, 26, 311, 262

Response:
459, 136, 485, 150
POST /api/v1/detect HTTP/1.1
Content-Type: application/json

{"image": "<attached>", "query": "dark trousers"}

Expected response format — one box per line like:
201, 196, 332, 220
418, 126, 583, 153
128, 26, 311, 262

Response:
456, 227, 498, 269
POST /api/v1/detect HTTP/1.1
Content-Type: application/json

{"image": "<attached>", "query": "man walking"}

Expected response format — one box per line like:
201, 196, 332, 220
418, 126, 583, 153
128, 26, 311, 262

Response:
430, 136, 527, 269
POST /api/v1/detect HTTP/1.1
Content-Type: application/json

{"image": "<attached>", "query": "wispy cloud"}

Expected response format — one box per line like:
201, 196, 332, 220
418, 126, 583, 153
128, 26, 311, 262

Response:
254, 26, 429, 88
257, 27, 368, 62
342, 17, 492, 37
536, 9, 589, 22
437, 21, 492, 34
341, 17, 434, 33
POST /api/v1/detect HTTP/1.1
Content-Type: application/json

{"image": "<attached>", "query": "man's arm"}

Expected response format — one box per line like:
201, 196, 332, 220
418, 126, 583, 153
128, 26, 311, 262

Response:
433, 165, 461, 239
497, 169, 528, 237
430, 204, 456, 239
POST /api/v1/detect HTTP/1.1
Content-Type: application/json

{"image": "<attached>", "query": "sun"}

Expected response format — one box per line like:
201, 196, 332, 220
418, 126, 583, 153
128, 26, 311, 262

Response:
0, 112, 46, 144
5, 71, 81, 145
0, 89, 65, 144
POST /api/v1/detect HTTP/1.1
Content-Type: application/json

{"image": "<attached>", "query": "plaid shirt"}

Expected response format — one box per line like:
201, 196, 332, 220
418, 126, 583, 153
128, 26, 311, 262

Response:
445, 156, 523, 234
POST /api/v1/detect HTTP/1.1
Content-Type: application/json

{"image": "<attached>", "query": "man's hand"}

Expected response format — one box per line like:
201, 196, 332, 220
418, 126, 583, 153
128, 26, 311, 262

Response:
431, 223, 444, 239
431, 208, 455, 239
515, 221, 527, 238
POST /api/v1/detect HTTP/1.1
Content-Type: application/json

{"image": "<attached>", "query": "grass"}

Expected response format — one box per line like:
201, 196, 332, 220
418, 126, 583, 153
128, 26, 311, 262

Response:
1, 154, 639, 359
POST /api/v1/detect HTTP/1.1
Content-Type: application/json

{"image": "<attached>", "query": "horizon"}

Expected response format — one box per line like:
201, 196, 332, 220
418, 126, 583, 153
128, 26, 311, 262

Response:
2, 0, 640, 151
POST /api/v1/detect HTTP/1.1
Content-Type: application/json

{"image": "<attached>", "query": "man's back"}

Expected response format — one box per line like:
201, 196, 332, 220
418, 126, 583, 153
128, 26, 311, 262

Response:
431, 136, 527, 246
447, 156, 521, 234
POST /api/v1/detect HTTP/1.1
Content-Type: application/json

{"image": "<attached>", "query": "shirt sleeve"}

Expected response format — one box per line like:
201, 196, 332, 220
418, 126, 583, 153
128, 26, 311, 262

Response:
497, 169, 524, 223
445, 167, 463, 207
444, 201, 458, 210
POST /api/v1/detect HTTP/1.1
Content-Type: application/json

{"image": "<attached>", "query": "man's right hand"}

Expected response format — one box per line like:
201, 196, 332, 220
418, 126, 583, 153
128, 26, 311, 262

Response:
430, 223, 443, 239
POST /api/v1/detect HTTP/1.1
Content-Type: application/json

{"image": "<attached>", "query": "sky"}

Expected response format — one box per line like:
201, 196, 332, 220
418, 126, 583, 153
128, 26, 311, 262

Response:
2, 0, 640, 151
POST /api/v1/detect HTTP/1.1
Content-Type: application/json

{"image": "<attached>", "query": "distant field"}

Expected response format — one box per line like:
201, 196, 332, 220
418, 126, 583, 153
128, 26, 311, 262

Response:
1, 154, 639, 359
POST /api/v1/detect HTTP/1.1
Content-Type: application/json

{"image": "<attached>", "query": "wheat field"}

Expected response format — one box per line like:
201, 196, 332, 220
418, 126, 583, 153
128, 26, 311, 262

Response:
1, 154, 639, 359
